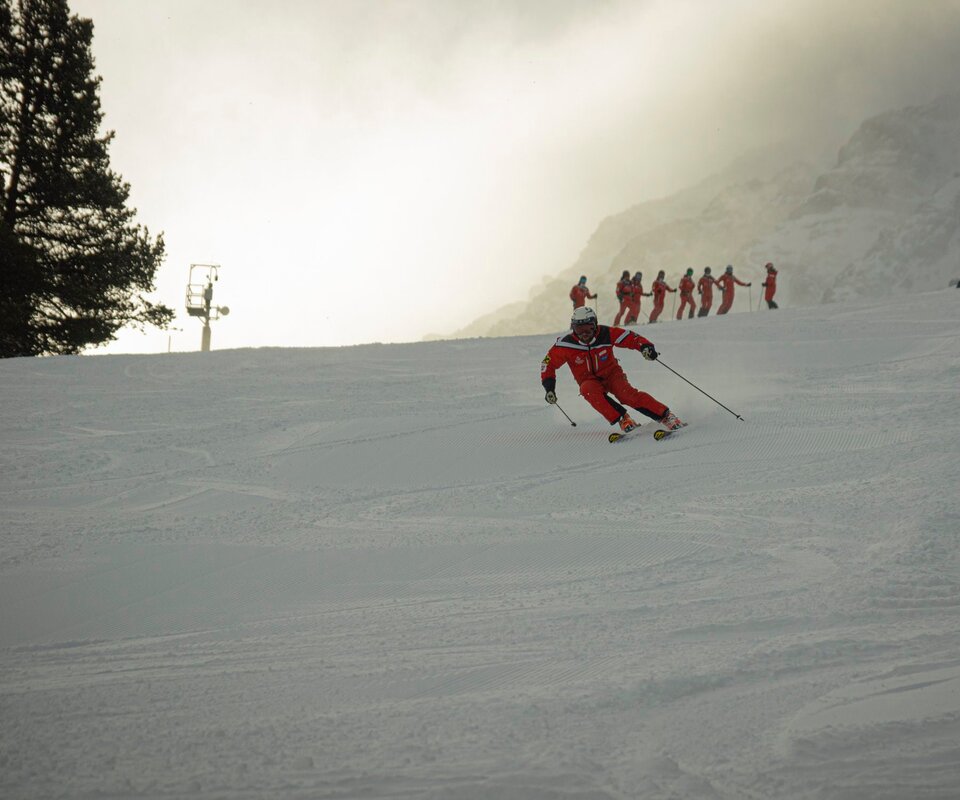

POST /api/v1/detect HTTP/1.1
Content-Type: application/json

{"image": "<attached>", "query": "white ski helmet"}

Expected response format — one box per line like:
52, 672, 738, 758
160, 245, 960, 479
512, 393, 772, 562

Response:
571, 306, 598, 341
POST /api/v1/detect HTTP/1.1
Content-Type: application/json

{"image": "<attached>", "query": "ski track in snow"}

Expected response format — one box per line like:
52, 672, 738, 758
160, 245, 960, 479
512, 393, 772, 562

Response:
1, 291, 959, 799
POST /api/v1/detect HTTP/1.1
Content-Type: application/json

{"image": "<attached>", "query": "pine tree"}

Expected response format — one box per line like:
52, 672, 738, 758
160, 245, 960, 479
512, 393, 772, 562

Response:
0, 0, 172, 357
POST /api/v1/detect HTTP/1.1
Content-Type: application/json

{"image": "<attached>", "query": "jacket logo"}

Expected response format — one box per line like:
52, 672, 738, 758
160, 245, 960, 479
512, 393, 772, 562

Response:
575, 356, 584, 364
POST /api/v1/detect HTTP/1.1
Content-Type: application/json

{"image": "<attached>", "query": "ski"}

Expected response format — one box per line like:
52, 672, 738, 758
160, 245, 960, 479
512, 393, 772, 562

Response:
608, 426, 682, 443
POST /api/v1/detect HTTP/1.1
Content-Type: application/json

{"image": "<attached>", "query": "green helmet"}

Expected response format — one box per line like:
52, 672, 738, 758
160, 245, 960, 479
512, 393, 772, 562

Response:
685, 268, 694, 276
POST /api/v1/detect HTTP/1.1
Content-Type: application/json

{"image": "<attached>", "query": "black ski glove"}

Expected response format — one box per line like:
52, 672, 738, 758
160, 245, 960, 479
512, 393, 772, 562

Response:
640, 344, 658, 361
545, 391, 557, 404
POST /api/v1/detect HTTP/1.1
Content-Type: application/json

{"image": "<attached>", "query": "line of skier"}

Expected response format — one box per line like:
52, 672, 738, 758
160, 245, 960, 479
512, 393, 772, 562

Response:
571, 263, 778, 324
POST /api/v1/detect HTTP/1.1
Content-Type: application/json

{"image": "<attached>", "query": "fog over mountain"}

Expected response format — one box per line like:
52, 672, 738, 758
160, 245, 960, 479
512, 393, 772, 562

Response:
439, 94, 960, 339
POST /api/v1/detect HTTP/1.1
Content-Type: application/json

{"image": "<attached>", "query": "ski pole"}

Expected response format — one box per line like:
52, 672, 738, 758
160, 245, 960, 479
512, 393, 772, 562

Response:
749, 284, 753, 312
554, 401, 577, 426
657, 359, 744, 421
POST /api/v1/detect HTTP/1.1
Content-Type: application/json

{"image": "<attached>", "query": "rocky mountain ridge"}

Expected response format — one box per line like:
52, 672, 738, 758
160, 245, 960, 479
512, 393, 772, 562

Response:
442, 93, 960, 338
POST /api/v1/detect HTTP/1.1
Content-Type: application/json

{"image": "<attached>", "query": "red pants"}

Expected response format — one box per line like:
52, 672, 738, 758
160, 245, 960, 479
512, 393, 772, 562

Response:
622, 300, 641, 324
613, 299, 631, 325
698, 295, 712, 316
677, 294, 696, 319
648, 298, 665, 323
716, 294, 734, 315
579, 368, 668, 424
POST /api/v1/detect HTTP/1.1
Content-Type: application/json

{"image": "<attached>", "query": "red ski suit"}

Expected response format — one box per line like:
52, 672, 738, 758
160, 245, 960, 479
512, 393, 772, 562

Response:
648, 278, 675, 323
762, 268, 777, 302
715, 273, 749, 315
570, 283, 596, 308
697, 274, 716, 315
624, 279, 647, 324
540, 325, 669, 424
613, 278, 634, 325
677, 276, 697, 319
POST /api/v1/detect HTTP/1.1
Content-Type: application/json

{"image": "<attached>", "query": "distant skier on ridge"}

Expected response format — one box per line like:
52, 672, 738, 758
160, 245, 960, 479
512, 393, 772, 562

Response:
715, 265, 750, 315
761, 262, 779, 309
697, 267, 716, 317
648, 270, 675, 323
570, 275, 597, 309
677, 268, 697, 320
613, 270, 633, 325
540, 306, 686, 434
623, 271, 649, 325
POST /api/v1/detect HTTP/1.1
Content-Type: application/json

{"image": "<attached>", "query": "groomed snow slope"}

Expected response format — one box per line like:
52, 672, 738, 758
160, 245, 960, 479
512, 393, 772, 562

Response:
1, 291, 959, 799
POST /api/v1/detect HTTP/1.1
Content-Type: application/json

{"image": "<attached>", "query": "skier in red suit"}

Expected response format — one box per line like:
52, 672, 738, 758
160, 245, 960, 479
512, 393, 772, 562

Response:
540, 306, 685, 433
761, 262, 779, 309
648, 270, 675, 323
697, 267, 716, 317
676, 269, 697, 320
570, 275, 597, 309
613, 270, 633, 325
623, 271, 648, 325
715, 265, 750, 315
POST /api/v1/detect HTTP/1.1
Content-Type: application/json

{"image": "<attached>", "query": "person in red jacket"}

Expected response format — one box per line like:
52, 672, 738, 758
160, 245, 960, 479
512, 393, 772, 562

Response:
623, 271, 649, 325
761, 262, 779, 309
715, 265, 750, 315
613, 270, 633, 325
676, 268, 697, 320
648, 270, 675, 323
697, 267, 716, 317
541, 306, 686, 432
570, 275, 597, 309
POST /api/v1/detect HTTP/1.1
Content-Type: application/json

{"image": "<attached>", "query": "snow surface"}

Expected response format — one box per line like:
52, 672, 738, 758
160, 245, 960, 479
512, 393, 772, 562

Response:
2, 292, 959, 799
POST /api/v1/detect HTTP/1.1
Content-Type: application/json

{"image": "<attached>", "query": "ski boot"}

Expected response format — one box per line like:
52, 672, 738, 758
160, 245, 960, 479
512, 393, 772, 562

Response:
660, 411, 686, 431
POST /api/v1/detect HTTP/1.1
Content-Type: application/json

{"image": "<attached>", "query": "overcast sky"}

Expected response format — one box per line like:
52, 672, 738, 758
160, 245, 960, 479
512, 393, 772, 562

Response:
68, 0, 960, 352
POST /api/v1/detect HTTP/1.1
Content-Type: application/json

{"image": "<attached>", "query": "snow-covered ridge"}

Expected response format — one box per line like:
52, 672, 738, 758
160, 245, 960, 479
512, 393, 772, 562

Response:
447, 94, 960, 339
1, 290, 959, 798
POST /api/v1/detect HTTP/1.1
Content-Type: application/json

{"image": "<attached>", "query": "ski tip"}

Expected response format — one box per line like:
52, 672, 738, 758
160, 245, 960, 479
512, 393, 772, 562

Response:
653, 427, 686, 440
